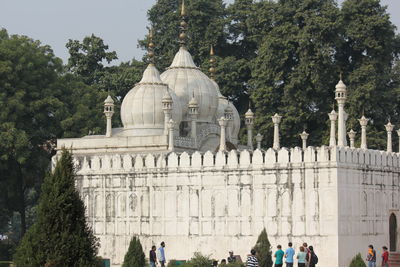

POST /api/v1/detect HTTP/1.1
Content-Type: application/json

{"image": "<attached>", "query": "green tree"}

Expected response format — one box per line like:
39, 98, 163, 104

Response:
0, 29, 64, 236
66, 34, 118, 85
13, 150, 99, 267
140, 0, 227, 71
349, 253, 366, 267
122, 236, 145, 267
250, 0, 341, 148
338, 0, 400, 149
253, 228, 273, 267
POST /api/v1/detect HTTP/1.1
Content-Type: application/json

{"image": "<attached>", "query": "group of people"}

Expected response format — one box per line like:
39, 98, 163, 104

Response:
366, 245, 389, 267
215, 243, 317, 267
272, 242, 317, 267
149, 241, 166, 267
149, 242, 390, 267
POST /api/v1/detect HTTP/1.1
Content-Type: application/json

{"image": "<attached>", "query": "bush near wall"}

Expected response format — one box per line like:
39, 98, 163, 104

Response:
349, 253, 366, 267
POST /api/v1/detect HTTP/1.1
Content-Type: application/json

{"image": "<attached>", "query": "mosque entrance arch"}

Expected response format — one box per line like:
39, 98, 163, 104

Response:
390, 213, 397, 251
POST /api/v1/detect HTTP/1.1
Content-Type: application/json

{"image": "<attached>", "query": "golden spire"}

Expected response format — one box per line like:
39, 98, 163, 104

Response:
179, 0, 187, 47
209, 45, 216, 80
181, 0, 186, 16
147, 27, 155, 64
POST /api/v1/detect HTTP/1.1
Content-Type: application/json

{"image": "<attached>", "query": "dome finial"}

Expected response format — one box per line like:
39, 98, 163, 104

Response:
147, 27, 155, 64
209, 45, 216, 80
179, 0, 188, 47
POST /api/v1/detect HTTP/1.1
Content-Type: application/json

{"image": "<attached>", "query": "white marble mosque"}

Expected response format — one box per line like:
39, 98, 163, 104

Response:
55, 3, 400, 267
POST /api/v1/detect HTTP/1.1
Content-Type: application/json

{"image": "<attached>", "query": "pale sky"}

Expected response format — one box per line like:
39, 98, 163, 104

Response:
1, 0, 399, 65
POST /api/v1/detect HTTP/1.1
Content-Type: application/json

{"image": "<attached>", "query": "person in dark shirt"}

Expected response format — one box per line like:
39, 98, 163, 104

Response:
150, 245, 157, 267
228, 251, 236, 263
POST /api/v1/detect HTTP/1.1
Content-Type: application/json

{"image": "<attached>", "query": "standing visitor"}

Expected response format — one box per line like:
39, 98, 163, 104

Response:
149, 245, 157, 267
285, 242, 295, 267
247, 249, 259, 267
158, 241, 166, 267
274, 245, 284, 267
302, 243, 310, 267
381, 246, 389, 267
228, 251, 237, 263
297, 246, 307, 267
307, 246, 318, 267
366, 245, 376, 267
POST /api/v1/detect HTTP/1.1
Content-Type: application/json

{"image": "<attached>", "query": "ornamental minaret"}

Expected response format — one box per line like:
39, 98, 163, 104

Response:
272, 113, 282, 150
188, 93, 199, 140
358, 115, 369, 149
385, 121, 394, 153
168, 119, 175, 151
218, 117, 228, 151
245, 107, 255, 150
347, 129, 356, 149
299, 131, 309, 150
104, 95, 114, 138
256, 133, 263, 150
162, 90, 173, 135
335, 75, 347, 147
328, 109, 338, 146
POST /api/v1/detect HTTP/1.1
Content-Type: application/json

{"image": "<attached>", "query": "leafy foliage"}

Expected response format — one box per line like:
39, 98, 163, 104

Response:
122, 236, 146, 267
13, 150, 99, 267
349, 253, 366, 267
0, 28, 64, 237
66, 34, 117, 85
253, 228, 273, 267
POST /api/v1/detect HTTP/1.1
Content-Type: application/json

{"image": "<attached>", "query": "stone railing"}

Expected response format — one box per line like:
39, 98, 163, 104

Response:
53, 146, 400, 173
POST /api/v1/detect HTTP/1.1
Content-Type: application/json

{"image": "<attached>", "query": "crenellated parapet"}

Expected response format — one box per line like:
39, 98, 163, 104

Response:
57, 146, 400, 174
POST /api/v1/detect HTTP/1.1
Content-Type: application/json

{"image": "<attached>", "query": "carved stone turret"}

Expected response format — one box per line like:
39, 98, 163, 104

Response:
385, 122, 394, 153
162, 90, 173, 135
245, 108, 254, 150
299, 131, 309, 150
255, 133, 263, 150
272, 113, 282, 150
347, 129, 356, 149
335, 77, 347, 147
359, 116, 369, 149
328, 110, 338, 146
104, 95, 114, 138
188, 94, 199, 140
218, 117, 228, 151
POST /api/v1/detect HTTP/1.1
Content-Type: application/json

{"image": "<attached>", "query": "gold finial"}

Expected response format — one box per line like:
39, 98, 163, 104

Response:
179, 0, 187, 47
147, 27, 155, 64
209, 45, 216, 80
181, 0, 186, 16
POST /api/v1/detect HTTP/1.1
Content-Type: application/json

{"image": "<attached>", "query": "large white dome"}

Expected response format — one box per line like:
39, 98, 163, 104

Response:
160, 47, 219, 123
120, 64, 182, 136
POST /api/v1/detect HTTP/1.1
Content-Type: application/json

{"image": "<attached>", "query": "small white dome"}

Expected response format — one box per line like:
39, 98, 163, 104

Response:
121, 64, 182, 135
160, 47, 219, 122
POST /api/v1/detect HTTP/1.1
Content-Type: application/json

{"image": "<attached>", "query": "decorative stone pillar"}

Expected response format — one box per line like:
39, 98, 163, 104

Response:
347, 129, 356, 149
162, 90, 173, 135
218, 117, 228, 151
359, 116, 369, 149
256, 133, 263, 150
272, 113, 282, 150
104, 95, 114, 138
224, 104, 234, 142
188, 95, 199, 140
299, 131, 309, 150
168, 119, 175, 151
328, 110, 338, 146
397, 130, 400, 153
245, 109, 254, 150
335, 78, 347, 147
385, 122, 394, 153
